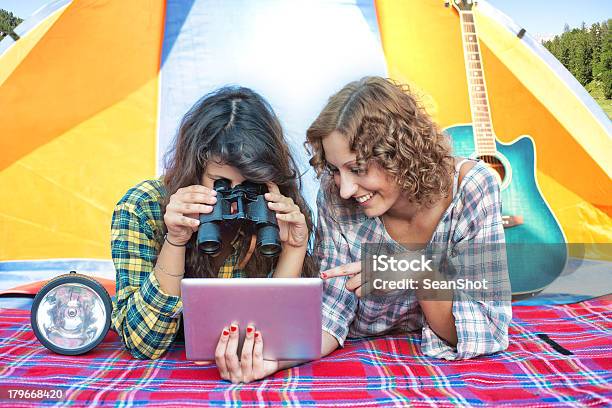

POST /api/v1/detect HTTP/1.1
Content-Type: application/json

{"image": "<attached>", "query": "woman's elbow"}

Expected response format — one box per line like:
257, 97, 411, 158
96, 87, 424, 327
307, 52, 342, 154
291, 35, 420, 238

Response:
112, 319, 172, 360
119, 333, 171, 360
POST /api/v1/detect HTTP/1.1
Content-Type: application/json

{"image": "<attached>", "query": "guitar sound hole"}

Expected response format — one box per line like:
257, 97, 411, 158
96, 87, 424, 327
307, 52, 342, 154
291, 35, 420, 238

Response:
478, 155, 506, 183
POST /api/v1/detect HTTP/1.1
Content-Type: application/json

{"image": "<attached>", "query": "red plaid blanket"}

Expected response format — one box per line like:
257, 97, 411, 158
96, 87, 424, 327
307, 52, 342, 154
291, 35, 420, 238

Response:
0, 297, 610, 407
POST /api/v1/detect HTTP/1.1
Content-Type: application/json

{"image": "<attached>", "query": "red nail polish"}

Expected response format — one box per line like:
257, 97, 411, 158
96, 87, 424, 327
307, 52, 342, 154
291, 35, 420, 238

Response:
254, 332, 259, 338
222, 330, 229, 336
321, 273, 327, 279
246, 327, 253, 333
230, 325, 237, 332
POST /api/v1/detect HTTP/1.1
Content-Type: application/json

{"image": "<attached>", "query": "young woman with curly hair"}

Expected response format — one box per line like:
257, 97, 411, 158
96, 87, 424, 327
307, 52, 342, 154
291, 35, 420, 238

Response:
111, 86, 316, 382
305, 76, 511, 361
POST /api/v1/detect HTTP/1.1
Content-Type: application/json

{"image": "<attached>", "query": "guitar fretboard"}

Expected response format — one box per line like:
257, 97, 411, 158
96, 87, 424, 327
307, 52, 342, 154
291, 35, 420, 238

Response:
460, 12, 497, 155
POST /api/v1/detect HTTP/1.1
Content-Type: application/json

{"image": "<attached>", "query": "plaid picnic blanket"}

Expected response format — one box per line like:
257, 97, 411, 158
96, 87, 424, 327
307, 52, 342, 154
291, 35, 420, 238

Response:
0, 297, 610, 407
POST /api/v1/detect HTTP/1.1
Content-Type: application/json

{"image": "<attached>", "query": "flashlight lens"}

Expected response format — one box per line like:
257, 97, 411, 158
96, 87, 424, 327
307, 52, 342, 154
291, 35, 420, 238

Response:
35, 282, 108, 351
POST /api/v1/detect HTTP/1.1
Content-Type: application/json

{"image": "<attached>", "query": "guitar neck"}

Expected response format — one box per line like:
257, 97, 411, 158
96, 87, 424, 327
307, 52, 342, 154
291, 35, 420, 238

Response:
460, 11, 497, 155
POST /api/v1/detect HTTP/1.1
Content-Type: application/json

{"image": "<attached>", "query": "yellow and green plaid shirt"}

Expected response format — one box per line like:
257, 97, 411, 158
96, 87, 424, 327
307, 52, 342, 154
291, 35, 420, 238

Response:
110, 179, 243, 359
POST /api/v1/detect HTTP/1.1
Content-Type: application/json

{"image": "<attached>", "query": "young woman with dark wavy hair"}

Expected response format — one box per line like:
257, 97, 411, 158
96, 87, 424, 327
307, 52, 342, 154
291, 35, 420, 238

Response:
110, 86, 316, 383
305, 76, 511, 361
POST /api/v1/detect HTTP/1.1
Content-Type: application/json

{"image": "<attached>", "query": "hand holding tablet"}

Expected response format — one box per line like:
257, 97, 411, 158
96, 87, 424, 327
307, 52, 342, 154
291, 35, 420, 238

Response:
214, 323, 278, 383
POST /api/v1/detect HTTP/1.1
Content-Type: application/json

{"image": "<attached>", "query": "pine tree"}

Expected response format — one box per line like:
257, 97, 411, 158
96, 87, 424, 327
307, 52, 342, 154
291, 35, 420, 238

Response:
593, 20, 612, 99
544, 19, 611, 100
0, 9, 23, 41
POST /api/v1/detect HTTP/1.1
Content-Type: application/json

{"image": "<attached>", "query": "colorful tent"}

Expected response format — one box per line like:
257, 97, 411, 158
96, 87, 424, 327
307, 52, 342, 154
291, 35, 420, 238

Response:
1, 0, 610, 281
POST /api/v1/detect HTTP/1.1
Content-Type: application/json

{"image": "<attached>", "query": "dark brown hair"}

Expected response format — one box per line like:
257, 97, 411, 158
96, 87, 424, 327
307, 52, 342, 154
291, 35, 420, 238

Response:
162, 86, 316, 278
306, 76, 454, 207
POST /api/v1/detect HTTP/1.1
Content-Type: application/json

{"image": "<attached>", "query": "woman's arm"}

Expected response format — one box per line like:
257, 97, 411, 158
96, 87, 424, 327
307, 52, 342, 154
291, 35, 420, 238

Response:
419, 165, 512, 360
314, 186, 359, 347
418, 299, 457, 346
111, 183, 218, 359
111, 191, 183, 360
154, 236, 187, 297
273, 245, 308, 278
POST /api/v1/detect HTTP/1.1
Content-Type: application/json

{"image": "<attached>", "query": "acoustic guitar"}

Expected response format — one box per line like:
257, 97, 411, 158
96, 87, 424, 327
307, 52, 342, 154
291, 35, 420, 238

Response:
444, 0, 568, 297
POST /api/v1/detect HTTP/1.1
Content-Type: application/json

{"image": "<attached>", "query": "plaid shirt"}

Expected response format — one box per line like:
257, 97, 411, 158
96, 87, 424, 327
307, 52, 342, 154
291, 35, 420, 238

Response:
110, 179, 243, 359
315, 161, 512, 360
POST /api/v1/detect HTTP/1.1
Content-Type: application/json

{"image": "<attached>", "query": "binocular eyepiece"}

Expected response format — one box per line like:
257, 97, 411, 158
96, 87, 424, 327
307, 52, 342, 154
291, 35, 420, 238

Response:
196, 179, 281, 257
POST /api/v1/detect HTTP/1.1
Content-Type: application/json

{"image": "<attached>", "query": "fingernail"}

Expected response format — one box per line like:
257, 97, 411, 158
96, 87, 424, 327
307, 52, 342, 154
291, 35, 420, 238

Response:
246, 326, 253, 333
230, 325, 237, 332
321, 273, 327, 279
222, 329, 229, 336
254, 332, 259, 338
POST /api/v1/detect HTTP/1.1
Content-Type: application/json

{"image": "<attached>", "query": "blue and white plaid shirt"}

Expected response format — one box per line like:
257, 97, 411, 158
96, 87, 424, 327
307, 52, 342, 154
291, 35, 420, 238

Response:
314, 160, 512, 360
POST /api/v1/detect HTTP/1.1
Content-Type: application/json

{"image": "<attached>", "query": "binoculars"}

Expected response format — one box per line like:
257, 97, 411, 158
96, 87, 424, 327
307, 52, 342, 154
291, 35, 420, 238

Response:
197, 179, 281, 257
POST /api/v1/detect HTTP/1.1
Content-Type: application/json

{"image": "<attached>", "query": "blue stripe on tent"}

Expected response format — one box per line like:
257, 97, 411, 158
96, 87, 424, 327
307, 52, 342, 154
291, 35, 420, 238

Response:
356, 0, 383, 45
0, 259, 113, 272
0, 298, 34, 310
0, 260, 115, 292
160, 0, 196, 67
0, 260, 115, 310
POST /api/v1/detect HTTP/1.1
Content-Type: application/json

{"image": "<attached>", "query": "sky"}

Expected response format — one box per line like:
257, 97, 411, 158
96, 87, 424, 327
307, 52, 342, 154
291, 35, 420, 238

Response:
1, 0, 49, 19
2, 0, 610, 41
487, 0, 610, 41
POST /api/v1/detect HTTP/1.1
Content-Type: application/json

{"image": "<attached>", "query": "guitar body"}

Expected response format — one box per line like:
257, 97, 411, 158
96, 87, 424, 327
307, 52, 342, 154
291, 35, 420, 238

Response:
446, 125, 568, 296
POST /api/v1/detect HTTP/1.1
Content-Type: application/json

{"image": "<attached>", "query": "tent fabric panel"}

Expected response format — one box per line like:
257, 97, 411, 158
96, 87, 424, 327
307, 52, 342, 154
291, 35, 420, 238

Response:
0, 0, 165, 261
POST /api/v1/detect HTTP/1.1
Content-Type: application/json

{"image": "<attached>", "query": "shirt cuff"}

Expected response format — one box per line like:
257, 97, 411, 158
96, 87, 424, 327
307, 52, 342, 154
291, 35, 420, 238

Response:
140, 271, 183, 318
322, 314, 349, 347
420, 290, 481, 360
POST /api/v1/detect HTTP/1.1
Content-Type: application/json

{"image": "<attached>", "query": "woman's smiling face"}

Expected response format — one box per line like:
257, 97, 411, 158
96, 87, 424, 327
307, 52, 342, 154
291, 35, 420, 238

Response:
322, 130, 402, 218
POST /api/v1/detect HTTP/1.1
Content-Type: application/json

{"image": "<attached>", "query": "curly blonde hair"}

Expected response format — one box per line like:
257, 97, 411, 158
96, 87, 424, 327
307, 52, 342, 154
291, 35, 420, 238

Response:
305, 76, 454, 207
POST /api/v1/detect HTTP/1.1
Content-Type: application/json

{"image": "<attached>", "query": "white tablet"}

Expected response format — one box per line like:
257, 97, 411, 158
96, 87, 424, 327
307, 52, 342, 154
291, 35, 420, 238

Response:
181, 278, 322, 361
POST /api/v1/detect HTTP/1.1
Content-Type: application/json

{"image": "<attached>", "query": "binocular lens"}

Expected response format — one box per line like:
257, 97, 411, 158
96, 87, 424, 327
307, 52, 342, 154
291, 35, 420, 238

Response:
199, 241, 221, 254
197, 222, 222, 255
259, 243, 281, 257
257, 225, 281, 257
